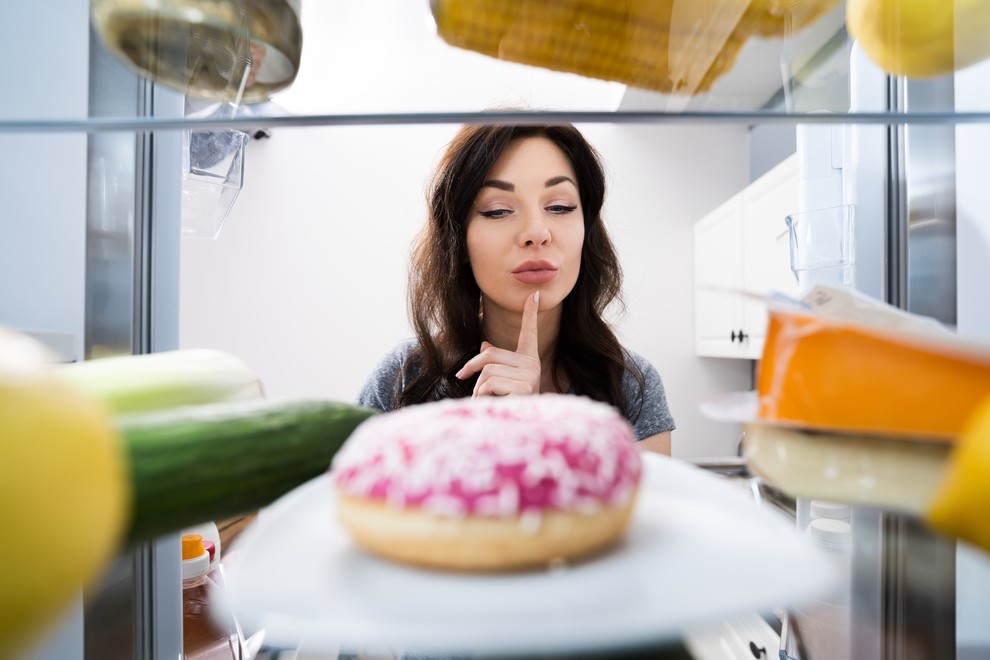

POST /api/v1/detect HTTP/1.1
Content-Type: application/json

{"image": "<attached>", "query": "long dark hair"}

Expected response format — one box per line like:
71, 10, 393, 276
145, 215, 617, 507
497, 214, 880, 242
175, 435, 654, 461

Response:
398, 124, 643, 419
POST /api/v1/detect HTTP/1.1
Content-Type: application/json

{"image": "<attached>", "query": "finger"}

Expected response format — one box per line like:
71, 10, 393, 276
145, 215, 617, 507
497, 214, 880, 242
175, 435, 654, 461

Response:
474, 379, 508, 398
473, 364, 538, 397
474, 364, 519, 387
472, 363, 505, 397
516, 291, 540, 357
456, 345, 492, 380
474, 375, 533, 398
456, 344, 523, 379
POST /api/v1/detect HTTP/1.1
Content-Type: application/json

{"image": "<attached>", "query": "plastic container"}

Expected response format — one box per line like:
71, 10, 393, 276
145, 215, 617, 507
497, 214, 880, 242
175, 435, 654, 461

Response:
183, 521, 222, 571
90, 0, 303, 103
808, 518, 852, 555
785, 203, 856, 294
181, 530, 236, 658
810, 500, 850, 522
180, 104, 250, 240
795, 518, 852, 659
181, 534, 210, 589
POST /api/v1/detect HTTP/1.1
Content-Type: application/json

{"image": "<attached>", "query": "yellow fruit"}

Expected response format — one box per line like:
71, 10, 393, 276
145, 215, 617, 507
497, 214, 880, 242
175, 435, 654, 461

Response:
846, 0, 990, 78
0, 330, 129, 657
926, 394, 990, 552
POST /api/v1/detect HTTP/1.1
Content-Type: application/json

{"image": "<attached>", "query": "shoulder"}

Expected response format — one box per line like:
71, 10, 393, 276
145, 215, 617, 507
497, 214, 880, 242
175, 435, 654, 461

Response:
620, 347, 662, 392
620, 347, 676, 439
622, 348, 656, 378
377, 338, 421, 371
356, 338, 422, 411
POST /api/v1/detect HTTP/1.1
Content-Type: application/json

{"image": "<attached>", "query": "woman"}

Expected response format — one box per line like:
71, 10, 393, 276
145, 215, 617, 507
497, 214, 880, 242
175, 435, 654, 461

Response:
357, 123, 675, 454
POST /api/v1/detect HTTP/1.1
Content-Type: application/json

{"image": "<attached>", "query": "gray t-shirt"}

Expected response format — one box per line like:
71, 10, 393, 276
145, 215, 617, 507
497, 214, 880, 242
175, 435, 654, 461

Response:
356, 338, 675, 440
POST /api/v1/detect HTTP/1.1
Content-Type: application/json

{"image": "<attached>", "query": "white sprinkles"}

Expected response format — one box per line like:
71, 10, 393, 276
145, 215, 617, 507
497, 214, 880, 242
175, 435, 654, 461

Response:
331, 394, 642, 518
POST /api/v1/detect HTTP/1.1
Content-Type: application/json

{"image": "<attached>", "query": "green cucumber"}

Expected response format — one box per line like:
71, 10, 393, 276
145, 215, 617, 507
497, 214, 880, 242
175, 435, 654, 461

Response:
118, 398, 377, 545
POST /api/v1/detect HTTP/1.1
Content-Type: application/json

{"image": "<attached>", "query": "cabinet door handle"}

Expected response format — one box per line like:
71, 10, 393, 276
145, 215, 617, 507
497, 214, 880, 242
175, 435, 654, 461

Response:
730, 330, 738, 342
738, 329, 748, 342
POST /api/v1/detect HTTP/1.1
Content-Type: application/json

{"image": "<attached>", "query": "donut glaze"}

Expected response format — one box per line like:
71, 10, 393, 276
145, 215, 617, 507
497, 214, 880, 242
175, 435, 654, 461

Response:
331, 394, 642, 518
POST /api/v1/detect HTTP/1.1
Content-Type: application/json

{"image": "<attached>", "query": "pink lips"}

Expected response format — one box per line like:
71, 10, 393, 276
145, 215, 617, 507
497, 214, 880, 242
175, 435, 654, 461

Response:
512, 260, 558, 284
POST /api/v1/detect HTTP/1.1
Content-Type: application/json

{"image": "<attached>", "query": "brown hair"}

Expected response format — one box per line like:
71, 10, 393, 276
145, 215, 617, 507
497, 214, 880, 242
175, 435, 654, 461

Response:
398, 124, 643, 418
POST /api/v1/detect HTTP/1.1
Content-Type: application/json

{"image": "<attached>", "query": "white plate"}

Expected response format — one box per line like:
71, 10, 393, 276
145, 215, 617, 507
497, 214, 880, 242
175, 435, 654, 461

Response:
217, 453, 831, 656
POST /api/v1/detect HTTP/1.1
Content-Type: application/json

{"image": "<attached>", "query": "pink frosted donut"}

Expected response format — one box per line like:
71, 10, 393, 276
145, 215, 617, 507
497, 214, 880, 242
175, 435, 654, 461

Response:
331, 394, 642, 571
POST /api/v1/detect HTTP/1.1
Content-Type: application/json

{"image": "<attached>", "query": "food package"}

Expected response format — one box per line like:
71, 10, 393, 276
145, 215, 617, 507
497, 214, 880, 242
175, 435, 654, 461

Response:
756, 286, 990, 441
731, 287, 990, 552
430, 0, 840, 96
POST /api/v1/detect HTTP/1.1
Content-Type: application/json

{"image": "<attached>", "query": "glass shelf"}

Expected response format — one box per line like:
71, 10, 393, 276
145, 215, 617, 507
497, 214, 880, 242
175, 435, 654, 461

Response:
6, 109, 990, 135
4, 0, 990, 130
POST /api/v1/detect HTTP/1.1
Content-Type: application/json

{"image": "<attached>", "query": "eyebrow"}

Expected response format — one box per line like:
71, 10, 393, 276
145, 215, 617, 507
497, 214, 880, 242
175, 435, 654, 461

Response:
481, 179, 514, 191
544, 175, 576, 188
480, 175, 576, 192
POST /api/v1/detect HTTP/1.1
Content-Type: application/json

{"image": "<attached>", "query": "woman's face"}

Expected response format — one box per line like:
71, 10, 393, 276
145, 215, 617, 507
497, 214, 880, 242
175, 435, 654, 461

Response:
466, 137, 585, 316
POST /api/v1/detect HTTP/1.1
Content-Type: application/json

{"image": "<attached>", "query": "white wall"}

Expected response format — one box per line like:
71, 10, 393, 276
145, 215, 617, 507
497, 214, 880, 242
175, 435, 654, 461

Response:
180, 123, 450, 403
180, 120, 753, 459
582, 123, 753, 458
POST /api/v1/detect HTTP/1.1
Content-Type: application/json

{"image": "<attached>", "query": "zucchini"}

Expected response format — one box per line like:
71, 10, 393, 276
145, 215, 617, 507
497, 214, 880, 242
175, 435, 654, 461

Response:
119, 398, 377, 545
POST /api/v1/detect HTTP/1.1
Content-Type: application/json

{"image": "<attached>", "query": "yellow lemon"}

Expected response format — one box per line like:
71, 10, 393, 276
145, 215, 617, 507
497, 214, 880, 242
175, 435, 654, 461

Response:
847, 0, 990, 78
926, 394, 990, 552
0, 329, 129, 657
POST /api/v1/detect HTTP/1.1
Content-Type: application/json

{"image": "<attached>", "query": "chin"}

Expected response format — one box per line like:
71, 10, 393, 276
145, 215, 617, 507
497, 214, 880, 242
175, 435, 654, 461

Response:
536, 287, 570, 311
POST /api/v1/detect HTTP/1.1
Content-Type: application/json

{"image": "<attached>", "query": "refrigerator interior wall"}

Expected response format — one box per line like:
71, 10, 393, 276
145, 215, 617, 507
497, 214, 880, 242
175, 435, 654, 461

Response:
0, 4, 89, 361
0, 3, 90, 657
904, 77, 957, 327
81, 29, 185, 660
86, 54, 186, 660
843, 43, 887, 303
893, 72, 959, 660
954, 57, 990, 660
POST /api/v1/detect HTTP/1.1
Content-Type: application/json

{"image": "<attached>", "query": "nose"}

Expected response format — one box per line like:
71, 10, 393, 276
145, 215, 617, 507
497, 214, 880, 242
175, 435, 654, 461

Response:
518, 211, 552, 247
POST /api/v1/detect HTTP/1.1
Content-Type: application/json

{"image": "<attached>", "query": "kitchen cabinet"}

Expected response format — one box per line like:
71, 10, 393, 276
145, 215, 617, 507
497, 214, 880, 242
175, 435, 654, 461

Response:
694, 194, 747, 357
3, 2, 990, 659
694, 154, 798, 359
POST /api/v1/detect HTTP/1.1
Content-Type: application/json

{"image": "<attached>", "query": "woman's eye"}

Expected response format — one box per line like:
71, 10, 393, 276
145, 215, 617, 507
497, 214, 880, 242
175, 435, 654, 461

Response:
547, 205, 578, 215
479, 209, 511, 218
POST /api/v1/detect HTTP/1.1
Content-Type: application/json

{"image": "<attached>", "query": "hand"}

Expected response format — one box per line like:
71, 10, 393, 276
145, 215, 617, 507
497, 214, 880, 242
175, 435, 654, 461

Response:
456, 292, 541, 397
246, 42, 267, 88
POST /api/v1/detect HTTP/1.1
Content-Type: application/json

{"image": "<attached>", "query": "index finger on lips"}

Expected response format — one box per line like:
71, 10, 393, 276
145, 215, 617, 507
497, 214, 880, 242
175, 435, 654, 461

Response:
516, 291, 540, 358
